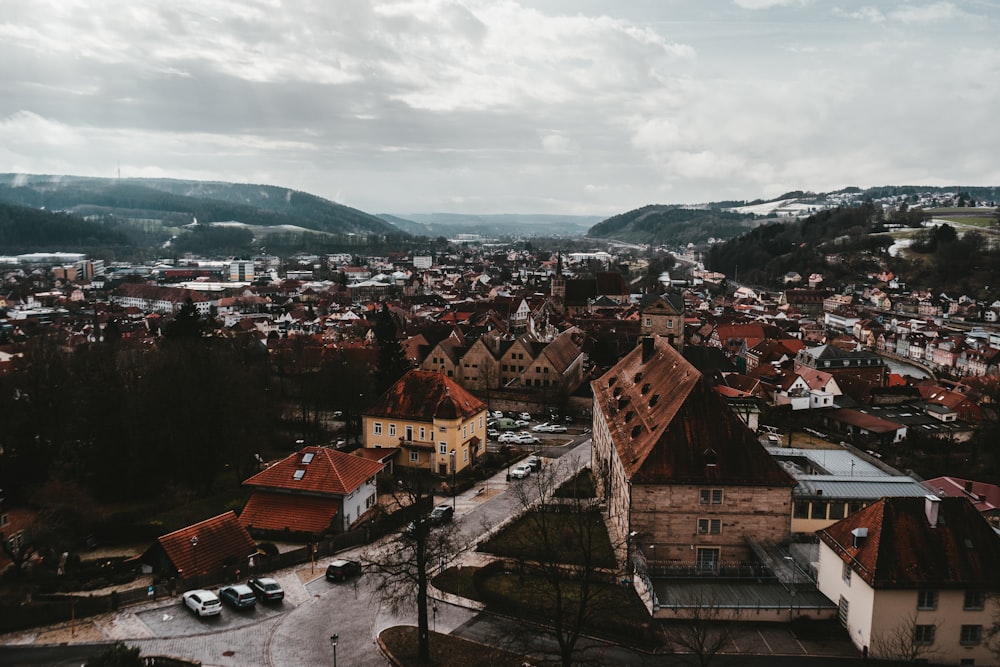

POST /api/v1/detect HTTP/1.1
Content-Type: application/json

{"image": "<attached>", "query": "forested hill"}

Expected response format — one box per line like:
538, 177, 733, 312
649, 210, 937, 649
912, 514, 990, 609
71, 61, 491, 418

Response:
586, 205, 756, 245
704, 203, 1000, 295
0, 201, 134, 254
0, 174, 400, 237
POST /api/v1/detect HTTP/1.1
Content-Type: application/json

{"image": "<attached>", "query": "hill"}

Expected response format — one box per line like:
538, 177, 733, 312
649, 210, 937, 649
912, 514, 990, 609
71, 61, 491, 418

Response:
0, 201, 135, 255
384, 213, 600, 238
0, 174, 400, 238
586, 204, 757, 245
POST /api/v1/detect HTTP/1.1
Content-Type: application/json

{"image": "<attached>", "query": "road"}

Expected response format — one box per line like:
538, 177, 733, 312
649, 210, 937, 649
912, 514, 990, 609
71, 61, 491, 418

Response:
0, 441, 593, 667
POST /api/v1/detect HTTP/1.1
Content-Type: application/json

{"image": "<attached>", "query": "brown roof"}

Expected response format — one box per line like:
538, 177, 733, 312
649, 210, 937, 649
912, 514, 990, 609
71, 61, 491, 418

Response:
157, 511, 257, 579
592, 336, 795, 487
540, 327, 584, 373
818, 496, 1000, 589
365, 369, 485, 422
239, 491, 341, 534
243, 446, 384, 496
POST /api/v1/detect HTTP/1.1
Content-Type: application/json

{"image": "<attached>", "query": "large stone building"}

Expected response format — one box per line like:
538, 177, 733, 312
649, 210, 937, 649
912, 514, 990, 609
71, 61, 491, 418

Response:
591, 336, 796, 573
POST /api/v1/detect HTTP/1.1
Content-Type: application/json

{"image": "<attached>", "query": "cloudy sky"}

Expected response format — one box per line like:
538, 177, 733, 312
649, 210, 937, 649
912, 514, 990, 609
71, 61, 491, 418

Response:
1, 1, 998, 217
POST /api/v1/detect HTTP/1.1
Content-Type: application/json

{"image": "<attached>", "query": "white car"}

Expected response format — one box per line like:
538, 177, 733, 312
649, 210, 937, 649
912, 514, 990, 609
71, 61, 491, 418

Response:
183, 589, 222, 617
547, 424, 568, 433
487, 428, 500, 438
515, 434, 540, 445
492, 411, 504, 419
514, 419, 530, 427
519, 412, 532, 421
531, 423, 550, 432
498, 432, 518, 443
510, 464, 531, 479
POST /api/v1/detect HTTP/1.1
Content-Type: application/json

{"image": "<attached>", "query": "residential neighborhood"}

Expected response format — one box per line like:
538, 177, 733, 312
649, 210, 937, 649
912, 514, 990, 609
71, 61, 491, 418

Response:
2, 206, 1000, 666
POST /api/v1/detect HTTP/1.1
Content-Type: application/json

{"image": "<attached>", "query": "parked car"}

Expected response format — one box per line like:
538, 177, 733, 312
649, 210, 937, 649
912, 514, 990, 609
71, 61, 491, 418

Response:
531, 422, 550, 432
218, 584, 257, 610
509, 464, 531, 479
527, 456, 542, 471
325, 559, 362, 582
247, 576, 284, 602
428, 504, 454, 526
515, 434, 539, 445
487, 428, 500, 438
332, 410, 344, 419
182, 589, 222, 617
519, 412, 532, 421
547, 424, 568, 433
491, 410, 504, 419
498, 432, 518, 443
514, 419, 530, 427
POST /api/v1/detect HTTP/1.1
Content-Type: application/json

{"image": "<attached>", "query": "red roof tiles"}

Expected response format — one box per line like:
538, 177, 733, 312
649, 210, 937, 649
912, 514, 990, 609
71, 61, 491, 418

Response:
156, 511, 257, 581
239, 491, 341, 534
243, 446, 384, 496
365, 369, 485, 422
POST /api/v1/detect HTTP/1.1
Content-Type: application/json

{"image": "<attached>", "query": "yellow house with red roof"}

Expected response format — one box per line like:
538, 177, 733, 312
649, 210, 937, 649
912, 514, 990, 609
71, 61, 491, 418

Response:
363, 369, 487, 475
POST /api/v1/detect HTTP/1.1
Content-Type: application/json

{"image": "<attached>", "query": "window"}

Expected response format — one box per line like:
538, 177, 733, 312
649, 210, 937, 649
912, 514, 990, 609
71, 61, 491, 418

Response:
697, 519, 721, 534
842, 561, 852, 585
365, 494, 376, 509
405, 425, 413, 441
419, 427, 426, 440
794, 502, 810, 519
409, 451, 419, 462
838, 596, 849, 627
644, 317, 651, 327
389, 424, 396, 437
696, 548, 719, 573
700, 489, 723, 505
463, 425, 467, 438
463, 449, 468, 462
479, 416, 483, 429
917, 590, 938, 610
373, 422, 383, 436
439, 442, 447, 454
829, 503, 845, 520
667, 319, 674, 329
965, 590, 985, 610
960, 625, 982, 645
913, 625, 935, 646
811, 502, 828, 520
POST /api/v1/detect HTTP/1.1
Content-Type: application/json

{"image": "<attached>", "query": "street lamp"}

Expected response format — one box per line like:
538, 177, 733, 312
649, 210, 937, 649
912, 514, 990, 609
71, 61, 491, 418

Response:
330, 634, 338, 667
190, 536, 199, 587
449, 450, 456, 510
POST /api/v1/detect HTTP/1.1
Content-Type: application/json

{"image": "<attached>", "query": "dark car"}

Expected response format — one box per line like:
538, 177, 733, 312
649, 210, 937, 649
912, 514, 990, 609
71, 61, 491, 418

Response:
428, 504, 454, 526
527, 456, 542, 472
325, 559, 362, 582
218, 584, 256, 610
247, 576, 284, 602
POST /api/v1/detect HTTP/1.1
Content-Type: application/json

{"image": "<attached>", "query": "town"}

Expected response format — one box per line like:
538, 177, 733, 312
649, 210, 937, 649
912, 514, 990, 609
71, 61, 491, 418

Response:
2, 194, 1000, 667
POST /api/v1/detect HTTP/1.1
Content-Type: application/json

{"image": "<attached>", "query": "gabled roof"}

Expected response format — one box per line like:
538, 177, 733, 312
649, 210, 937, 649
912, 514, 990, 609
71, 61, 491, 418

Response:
243, 446, 384, 496
818, 496, 1000, 589
366, 369, 485, 422
592, 336, 795, 487
239, 491, 341, 534
156, 511, 257, 579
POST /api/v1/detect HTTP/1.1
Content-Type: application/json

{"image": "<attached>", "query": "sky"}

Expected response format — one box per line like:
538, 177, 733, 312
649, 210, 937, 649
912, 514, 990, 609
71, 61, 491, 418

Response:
2, 1, 999, 217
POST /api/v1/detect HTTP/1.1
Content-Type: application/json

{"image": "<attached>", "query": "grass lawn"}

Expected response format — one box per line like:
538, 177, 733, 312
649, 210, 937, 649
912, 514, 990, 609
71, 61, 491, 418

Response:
380, 626, 525, 667
477, 509, 616, 568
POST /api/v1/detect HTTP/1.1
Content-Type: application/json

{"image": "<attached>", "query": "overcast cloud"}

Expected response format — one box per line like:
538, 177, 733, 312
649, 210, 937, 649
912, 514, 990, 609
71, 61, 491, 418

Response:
1, 0, 998, 216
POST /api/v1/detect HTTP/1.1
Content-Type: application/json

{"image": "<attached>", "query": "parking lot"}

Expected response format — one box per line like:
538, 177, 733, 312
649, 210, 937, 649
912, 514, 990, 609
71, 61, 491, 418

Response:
136, 597, 290, 637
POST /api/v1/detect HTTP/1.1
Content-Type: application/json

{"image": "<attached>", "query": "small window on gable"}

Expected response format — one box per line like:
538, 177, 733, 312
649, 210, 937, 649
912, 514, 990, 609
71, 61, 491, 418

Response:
613, 386, 622, 397
608, 376, 617, 387
704, 448, 718, 466
641, 383, 652, 394
633, 372, 643, 383
624, 411, 635, 423
630, 425, 643, 439
649, 394, 660, 407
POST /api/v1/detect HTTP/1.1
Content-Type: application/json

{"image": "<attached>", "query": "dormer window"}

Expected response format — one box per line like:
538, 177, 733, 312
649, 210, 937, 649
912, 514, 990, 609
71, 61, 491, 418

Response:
301, 452, 314, 464
293, 469, 306, 480
630, 425, 643, 439
624, 411, 635, 423
704, 448, 718, 466
641, 383, 652, 395
649, 394, 660, 407
633, 372, 643, 383
613, 386, 622, 397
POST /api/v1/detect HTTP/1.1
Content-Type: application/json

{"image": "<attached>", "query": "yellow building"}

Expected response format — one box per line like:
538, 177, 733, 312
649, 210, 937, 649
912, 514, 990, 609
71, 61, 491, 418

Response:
363, 370, 487, 475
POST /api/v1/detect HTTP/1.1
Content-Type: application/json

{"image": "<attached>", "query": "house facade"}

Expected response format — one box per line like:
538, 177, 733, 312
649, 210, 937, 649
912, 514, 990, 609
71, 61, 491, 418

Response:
591, 336, 796, 574
816, 496, 1000, 664
363, 370, 487, 475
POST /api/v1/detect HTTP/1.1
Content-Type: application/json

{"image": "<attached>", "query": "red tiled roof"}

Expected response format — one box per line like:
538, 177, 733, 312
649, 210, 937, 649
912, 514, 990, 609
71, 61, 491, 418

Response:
593, 336, 795, 487
243, 446, 384, 496
365, 369, 485, 422
157, 511, 257, 580
819, 497, 1000, 589
239, 491, 341, 534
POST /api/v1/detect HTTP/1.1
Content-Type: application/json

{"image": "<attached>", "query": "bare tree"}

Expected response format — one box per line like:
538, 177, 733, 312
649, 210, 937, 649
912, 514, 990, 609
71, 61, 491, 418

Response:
490, 455, 627, 667
659, 590, 732, 667
363, 470, 465, 662
870, 612, 941, 665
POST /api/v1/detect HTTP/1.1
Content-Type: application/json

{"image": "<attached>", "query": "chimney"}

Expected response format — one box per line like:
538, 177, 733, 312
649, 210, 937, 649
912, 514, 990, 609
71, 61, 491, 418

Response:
642, 337, 655, 363
965, 479, 974, 493
925, 494, 941, 527
851, 527, 868, 548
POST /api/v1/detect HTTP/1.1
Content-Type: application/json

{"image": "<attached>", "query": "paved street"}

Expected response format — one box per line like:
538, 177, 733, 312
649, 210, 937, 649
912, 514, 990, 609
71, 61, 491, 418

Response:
0, 437, 859, 667
0, 441, 592, 667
